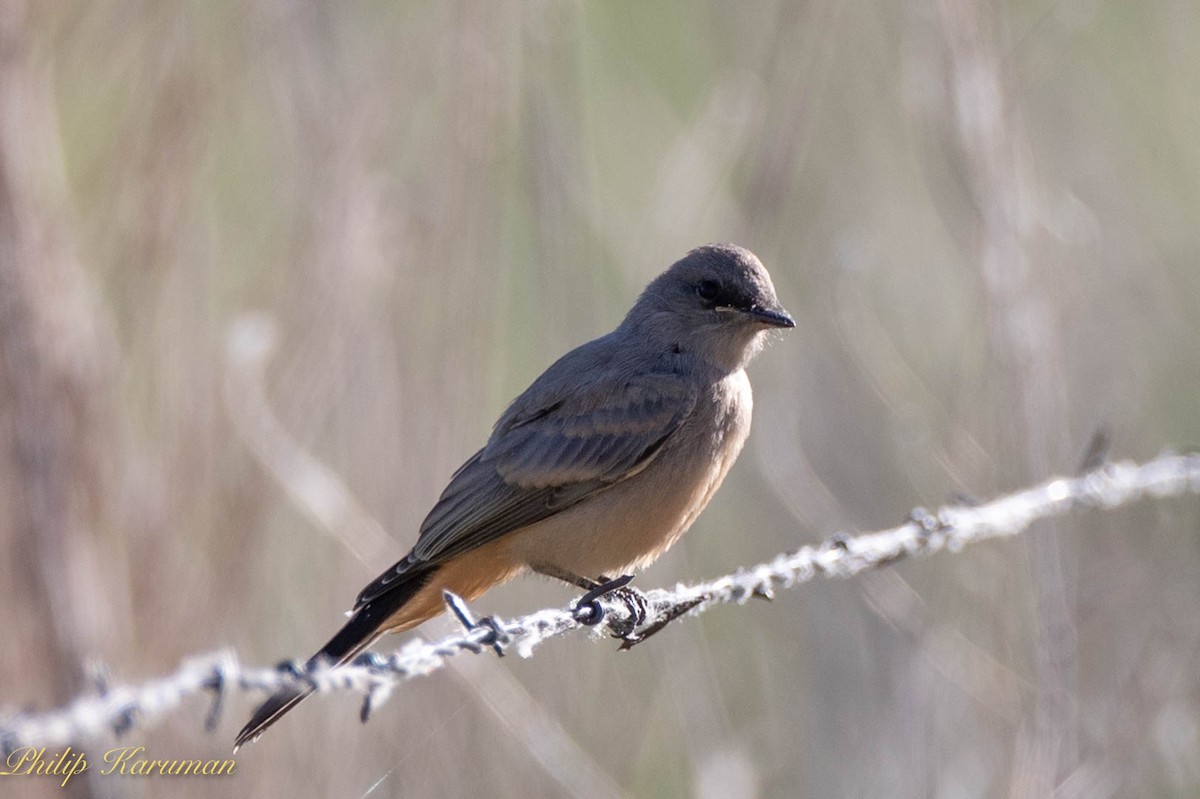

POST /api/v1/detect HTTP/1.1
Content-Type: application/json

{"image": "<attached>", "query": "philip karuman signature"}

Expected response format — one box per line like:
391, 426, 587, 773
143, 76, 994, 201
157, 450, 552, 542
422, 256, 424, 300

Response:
1, 745, 236, 787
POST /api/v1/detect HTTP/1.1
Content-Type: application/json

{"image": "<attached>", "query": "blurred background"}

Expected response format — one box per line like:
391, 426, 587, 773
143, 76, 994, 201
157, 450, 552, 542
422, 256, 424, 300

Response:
3, 1, 1200, 797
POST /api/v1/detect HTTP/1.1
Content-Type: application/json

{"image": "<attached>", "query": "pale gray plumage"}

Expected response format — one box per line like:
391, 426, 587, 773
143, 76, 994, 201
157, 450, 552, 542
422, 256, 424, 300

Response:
236, 242, 792, 749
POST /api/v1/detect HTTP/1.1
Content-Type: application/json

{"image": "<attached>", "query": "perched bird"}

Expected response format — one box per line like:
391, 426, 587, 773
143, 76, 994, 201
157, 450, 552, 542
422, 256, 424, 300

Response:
235, 243, 793, 749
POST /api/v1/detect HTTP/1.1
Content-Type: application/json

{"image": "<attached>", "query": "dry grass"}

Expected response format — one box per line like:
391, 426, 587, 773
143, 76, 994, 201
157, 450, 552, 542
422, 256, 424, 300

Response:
3, 1, 1200, 797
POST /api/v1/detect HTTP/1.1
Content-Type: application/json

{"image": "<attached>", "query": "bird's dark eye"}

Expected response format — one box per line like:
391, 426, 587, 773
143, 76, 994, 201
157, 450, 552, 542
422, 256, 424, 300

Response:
696, 280, 721, 302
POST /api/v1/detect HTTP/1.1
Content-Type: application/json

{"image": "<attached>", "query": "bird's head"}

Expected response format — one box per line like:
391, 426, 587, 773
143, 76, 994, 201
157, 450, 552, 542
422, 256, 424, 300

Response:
624, 243, 794, 373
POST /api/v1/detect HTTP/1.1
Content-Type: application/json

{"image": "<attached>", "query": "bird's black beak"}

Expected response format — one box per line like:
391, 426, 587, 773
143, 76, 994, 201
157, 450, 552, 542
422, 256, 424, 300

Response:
745, 305, 795, 328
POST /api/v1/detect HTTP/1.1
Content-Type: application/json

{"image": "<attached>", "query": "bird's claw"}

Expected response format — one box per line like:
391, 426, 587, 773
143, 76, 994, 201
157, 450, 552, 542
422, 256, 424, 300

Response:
616, 595, 706, 650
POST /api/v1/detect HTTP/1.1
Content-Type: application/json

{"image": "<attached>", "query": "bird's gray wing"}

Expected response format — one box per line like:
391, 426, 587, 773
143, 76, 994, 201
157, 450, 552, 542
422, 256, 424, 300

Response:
355, 371, 696, 607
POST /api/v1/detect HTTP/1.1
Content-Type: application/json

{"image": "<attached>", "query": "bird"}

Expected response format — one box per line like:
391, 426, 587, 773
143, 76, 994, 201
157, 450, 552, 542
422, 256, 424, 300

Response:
234, 243, 793, 750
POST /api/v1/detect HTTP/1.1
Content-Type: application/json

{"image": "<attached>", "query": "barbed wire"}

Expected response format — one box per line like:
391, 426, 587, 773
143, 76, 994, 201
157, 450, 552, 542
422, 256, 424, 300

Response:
3, 451, 1199, 753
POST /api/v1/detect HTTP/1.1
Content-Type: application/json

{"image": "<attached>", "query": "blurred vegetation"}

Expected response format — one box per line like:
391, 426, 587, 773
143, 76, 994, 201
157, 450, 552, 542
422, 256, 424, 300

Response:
3, 1, 1200, 797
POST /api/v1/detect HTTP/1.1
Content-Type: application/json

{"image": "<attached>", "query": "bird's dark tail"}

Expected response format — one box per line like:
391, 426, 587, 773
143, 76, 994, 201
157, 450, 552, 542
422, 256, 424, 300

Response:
233, 566, 435, 751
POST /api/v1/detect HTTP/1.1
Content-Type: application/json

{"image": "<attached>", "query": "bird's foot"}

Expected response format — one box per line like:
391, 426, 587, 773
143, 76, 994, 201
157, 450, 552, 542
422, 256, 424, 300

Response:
616, 595, 707, 650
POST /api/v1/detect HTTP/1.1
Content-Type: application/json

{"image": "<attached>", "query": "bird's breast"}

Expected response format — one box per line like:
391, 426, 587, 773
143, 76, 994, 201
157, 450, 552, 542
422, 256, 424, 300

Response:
668, 368, 753, 539
505, 369, 754, 578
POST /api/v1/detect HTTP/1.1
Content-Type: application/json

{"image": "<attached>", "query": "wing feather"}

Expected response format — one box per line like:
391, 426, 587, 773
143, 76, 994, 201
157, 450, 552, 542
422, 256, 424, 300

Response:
354, 371, 695, 608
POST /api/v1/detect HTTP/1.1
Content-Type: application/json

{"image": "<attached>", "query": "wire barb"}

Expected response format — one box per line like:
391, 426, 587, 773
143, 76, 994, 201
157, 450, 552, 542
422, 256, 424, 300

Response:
572, 574, 635, 627
202, 665, 227, 733
443, 590, 508, 656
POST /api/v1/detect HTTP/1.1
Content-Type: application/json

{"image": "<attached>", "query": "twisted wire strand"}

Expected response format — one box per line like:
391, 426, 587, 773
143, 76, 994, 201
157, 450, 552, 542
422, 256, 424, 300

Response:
3, 452, 1198, 752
